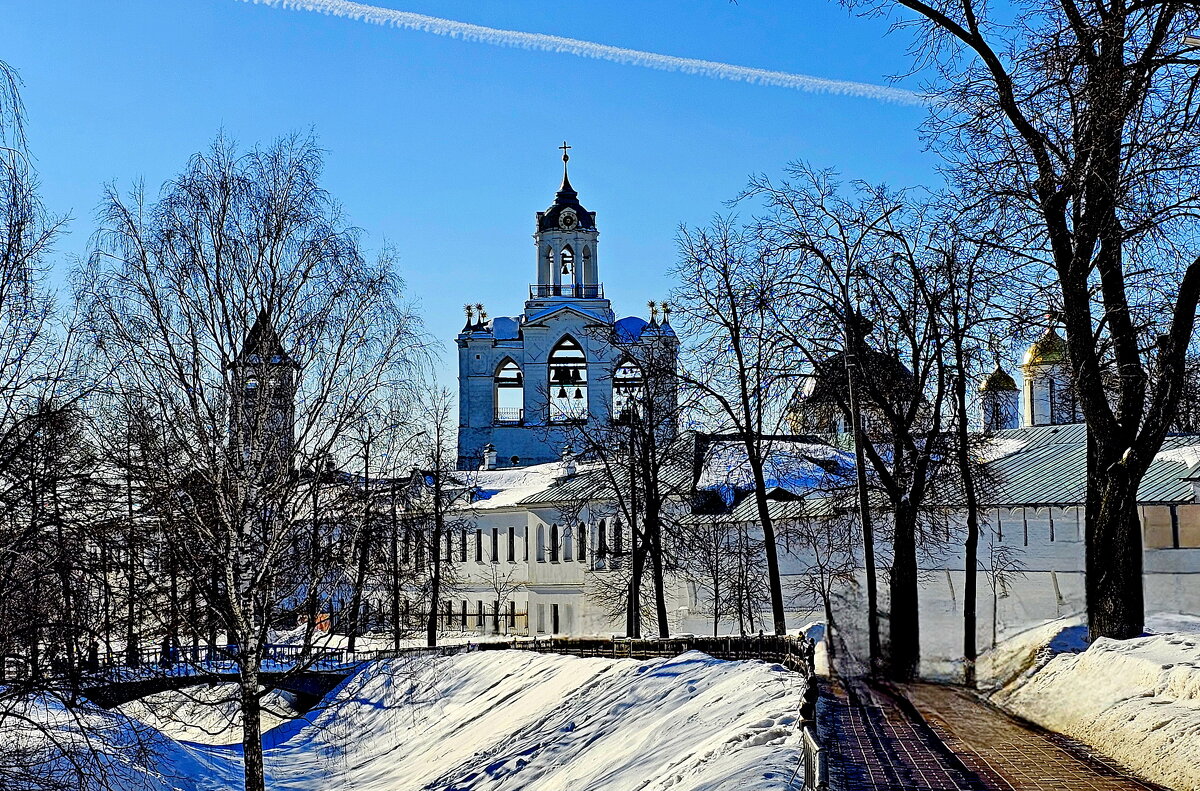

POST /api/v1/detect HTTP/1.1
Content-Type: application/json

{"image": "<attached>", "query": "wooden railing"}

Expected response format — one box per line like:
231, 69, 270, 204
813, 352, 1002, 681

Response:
10, 641, 471, 683
478, 633, 816, 675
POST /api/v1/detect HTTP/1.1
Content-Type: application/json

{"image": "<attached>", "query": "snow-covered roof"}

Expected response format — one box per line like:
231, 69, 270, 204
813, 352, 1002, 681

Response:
490, 316, 521, 340
460, 462, 566, 510
696, 438, 853, 506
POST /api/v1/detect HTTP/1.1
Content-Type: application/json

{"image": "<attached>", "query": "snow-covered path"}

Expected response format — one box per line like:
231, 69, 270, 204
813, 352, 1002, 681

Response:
180, 650, 806, 791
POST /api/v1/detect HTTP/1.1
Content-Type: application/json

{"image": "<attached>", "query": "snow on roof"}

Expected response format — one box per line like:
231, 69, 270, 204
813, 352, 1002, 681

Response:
697, 439, 852, 505
461, 462, 565, 510
490, 316, 521, 340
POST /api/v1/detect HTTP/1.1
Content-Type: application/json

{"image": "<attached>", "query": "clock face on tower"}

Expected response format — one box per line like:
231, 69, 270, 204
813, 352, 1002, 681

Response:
559, 209, 578, 230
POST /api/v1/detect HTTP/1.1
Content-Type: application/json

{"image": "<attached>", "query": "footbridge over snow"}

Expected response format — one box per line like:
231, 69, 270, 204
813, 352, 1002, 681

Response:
61, 644, 467, 709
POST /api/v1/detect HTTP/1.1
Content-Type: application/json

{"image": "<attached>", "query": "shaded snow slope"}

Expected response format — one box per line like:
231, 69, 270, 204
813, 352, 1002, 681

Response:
119, 686, 301, 746
986, 614, 1200, 791
11, 650, 807, 790
0, 693, 239, 791
263, 649, 807, 790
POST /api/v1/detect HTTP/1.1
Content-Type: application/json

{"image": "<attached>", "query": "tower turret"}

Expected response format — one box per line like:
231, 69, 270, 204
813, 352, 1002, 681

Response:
231, 309, 298, 477
533, 142, 601, 300
1020, 327, 1080, 427
979, 365, 1018, 433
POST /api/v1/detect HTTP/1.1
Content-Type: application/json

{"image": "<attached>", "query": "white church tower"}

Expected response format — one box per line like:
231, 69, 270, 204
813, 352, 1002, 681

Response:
978, 364, 1019, 433
456, 146, 678, 469
1019, 327, 1082, 427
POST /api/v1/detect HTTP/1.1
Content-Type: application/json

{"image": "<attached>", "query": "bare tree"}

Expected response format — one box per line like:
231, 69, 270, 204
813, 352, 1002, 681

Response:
559, 310, 687, 638
745, 168, 982, 679
844, 0, 1200, 642
482, 563, 526, 635
671, 221, 796, 636
677, 512, 740, 636
787, 504, 861, 657
79, 133, 426, 791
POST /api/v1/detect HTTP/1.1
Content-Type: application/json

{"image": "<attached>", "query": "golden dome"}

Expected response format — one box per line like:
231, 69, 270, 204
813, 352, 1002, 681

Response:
1021, 328, 1067, 367
979, 366, 1017, 393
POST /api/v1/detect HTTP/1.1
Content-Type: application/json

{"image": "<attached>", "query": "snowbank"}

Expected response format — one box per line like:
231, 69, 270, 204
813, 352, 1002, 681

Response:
263, 649, 808, 790
7, 649, 809, 790
119, 686, 301, 746
0, 692, 237, 791
986, 614, 1200, 791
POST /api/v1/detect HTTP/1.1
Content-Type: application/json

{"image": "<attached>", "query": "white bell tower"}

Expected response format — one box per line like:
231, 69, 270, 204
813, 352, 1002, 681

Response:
532, 142, 602, 302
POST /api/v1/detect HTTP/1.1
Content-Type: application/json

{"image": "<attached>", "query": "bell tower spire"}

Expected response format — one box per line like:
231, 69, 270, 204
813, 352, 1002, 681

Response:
559, 140, 572, 189
533, 144, 600, 302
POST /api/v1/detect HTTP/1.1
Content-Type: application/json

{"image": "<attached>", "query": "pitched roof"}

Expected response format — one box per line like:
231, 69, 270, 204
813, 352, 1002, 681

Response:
982, 423, 1200, 506
237, 309, 295, 364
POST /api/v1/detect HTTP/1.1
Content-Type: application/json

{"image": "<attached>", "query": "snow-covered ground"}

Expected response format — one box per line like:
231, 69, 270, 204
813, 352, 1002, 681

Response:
258, 649, 807, 790
117, 686, 302, 746
10, 649, 809, 790
983, 612, 1200, 791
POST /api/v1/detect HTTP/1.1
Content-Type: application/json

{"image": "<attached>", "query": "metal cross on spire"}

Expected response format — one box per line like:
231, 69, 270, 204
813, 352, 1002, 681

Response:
559, 140, 572, 181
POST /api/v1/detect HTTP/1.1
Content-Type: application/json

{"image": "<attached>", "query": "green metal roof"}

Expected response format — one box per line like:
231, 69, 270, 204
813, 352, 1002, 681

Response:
983, 424, 1200, 506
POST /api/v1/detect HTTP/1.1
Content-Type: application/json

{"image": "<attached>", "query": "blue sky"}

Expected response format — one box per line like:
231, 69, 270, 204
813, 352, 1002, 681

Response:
7, 0, 935, 380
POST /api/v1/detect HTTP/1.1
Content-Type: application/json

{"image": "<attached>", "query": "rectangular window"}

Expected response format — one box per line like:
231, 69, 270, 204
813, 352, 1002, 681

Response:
460, 600, 467, 629
524, 527, 529, 562
508, 600, 516, 628
508, 526, 516, 562
475, 529, 483, 563
476, 600, 484, 628
536, 603, 545, 633
576, 525, 586, 561
491, 528, 499, 563
445, 532, 453, 562
460, 531, 467, 563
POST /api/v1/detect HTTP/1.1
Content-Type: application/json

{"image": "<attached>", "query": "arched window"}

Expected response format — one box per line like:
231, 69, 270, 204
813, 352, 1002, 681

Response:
582, 246, 594, 282
563, 525, 573, 562
494, 359, 524, 424
597, 519, 608, 558
549, 336, 588, 423
549, 524, 560, 562
536, 524, 546, 562
614, 518, 624, 555
613, 357, 644, 425
577, 523, 586, 561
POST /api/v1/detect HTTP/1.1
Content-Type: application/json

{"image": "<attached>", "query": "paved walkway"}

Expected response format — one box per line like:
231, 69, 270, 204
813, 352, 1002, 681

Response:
903, 684, 1165, 791
816, 676, 1166, 791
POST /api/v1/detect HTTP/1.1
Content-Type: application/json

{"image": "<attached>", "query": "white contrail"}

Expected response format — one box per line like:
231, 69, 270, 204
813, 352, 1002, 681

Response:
234, 0, 925, 106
